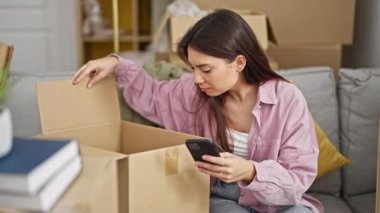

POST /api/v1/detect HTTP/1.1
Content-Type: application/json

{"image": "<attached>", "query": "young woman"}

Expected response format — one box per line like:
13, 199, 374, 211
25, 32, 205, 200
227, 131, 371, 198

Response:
72, 9, 323, 213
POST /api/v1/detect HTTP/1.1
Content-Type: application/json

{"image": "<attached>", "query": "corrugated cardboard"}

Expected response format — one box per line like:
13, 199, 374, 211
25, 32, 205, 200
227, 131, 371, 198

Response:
51, 145, 123, 213
267, 43, 341, 81
193, 0, 355, 45
169, 11, 268, 51
36, 78, 209, 213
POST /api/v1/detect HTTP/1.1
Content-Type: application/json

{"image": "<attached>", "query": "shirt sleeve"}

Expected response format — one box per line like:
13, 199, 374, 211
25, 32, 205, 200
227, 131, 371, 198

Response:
238, 84, 319, 206
112, 57, 197, 132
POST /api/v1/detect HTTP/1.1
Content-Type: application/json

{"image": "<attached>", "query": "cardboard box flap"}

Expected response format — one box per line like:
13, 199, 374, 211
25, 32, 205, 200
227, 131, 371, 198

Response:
193, 0, 355, 44
37, 77, 121, 134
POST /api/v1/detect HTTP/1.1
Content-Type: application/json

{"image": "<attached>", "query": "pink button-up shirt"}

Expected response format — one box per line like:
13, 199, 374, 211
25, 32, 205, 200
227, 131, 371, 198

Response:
114, 58, 323, 213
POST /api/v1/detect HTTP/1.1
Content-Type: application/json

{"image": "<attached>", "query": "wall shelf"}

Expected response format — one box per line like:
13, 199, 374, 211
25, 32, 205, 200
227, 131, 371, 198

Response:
79, 0, 151, 62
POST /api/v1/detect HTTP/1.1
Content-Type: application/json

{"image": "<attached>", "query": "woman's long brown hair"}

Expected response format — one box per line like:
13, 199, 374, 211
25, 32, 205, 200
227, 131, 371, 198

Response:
177, 9, 286, 152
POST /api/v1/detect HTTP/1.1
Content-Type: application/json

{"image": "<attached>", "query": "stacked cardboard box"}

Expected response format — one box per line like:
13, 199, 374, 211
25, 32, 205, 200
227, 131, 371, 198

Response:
193, 0, 356, 80
154, 9, 276, 70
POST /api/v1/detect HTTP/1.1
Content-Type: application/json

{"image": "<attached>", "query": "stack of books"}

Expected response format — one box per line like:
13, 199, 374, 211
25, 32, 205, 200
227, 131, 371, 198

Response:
0, 137, 81, 212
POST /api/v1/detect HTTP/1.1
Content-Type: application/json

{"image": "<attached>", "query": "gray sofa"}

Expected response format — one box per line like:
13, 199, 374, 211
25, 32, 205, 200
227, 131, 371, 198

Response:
279, 67, 380, 213
6, 66, 380, 212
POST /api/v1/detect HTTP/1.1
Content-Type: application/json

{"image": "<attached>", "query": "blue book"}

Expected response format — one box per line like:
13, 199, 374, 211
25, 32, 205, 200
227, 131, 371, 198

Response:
0, 156, 81, 212
0, 137, 79, 195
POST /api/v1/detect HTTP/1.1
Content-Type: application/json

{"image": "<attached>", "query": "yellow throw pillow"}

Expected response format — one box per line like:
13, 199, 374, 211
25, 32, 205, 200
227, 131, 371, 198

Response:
314, 120, 349, 178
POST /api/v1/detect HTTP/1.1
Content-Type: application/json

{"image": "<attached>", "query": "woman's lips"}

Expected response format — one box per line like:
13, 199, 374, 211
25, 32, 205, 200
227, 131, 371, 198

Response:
199, 87, 210, 92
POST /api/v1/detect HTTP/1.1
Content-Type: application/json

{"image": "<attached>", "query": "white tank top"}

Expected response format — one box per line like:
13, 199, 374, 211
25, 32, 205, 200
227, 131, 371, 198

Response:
228, 129, 249, 159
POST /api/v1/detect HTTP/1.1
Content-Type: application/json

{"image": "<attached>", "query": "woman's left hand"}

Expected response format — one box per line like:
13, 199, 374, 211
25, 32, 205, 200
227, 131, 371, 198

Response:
195, 152, 256, 183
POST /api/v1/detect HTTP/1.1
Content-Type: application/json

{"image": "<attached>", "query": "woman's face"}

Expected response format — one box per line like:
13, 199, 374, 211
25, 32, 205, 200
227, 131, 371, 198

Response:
187, 47, 243, 96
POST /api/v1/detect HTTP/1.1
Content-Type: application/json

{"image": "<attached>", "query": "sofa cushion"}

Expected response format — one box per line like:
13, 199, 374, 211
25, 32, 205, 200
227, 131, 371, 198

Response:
279, 67, 341, 194
345, 192, 376, 213
7, 71, 72, 137
339, 68, 380, 196
309, 193, 353, 213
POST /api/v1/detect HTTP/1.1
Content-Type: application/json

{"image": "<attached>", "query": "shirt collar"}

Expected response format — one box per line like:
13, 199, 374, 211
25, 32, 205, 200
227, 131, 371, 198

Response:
257, 80, 278, 105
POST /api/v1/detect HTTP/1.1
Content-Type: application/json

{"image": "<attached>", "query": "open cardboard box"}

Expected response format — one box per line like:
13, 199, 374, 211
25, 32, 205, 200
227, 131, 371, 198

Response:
169, 10, 268, 52
36, 78, 209, 213
193, 0, 355, 45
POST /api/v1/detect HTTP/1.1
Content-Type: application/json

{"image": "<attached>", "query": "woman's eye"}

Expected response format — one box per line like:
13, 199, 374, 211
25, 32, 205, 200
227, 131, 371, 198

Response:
202, 69, 211, 73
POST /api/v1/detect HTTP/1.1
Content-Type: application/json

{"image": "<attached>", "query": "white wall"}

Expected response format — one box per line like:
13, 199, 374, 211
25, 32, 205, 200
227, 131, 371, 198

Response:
0, 0, 81, 73
343, 0, 380, 68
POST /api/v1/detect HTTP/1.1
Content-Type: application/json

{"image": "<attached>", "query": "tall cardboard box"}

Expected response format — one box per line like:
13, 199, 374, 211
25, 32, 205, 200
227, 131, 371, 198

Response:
163, 0, 356, 82
193, 0, 355, 45
36, 78, 209, 213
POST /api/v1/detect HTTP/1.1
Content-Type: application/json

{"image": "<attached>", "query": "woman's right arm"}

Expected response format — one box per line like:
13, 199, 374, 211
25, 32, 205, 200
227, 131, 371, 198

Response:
72, 55, 197, 130
114, 57, 198, 129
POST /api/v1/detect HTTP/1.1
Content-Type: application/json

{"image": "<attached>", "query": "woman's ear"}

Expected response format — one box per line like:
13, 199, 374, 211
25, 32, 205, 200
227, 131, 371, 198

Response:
234, 55, 246, 72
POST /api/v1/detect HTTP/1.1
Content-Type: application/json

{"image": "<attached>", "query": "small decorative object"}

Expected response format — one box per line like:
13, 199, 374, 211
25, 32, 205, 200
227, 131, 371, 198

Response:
82, 0, 114, 36
0, 43, 14, 158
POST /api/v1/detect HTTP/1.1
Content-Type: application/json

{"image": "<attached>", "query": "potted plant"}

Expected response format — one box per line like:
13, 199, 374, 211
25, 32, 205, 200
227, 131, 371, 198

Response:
0, 43, 14, 158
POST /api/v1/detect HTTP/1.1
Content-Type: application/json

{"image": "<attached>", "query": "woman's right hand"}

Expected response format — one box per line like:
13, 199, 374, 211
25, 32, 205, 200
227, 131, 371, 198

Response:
72, 55, 119, 88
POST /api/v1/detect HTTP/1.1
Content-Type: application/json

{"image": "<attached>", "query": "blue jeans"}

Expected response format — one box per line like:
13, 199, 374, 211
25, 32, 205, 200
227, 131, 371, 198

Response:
210, 180, 312, 213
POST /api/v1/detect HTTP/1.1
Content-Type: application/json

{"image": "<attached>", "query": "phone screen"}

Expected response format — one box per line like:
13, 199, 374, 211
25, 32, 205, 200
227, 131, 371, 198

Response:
185, 139, 221, 162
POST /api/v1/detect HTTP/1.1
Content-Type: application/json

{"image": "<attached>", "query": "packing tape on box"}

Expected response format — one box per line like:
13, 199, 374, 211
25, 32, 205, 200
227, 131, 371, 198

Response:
165, 147, 179, 176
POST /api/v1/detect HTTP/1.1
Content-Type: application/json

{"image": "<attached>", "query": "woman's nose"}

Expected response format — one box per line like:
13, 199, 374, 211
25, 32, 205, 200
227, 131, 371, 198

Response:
193, 71, 205, 84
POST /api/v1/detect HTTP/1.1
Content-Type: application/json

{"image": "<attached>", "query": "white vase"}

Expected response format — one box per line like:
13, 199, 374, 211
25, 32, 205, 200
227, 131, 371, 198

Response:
0, 107, 13, 158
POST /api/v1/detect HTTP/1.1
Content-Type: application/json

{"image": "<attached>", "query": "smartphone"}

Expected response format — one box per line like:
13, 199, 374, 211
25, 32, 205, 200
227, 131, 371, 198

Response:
185, 139, 223, 162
